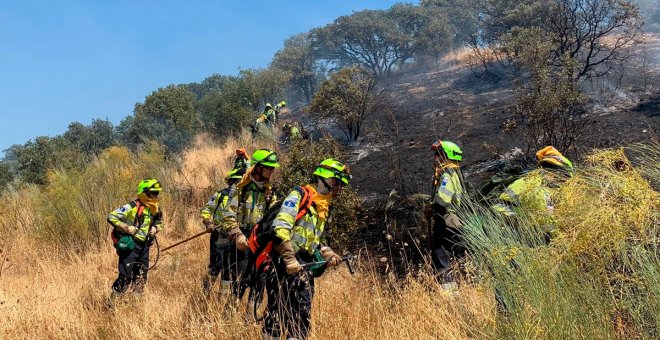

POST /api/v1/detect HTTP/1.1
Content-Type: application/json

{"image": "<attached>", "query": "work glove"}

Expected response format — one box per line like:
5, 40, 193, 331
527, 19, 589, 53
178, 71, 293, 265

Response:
148, 227, 158, 237
203, 219, 215, 233
127, 225, 138, 235
228, 228, 249, 251
275, 241, 302, 275
320, 246, 341, 267
444, 213, 461, 229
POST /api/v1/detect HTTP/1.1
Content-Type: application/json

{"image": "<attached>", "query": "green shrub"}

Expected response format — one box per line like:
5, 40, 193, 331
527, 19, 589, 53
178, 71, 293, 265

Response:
35, 143, 166, 254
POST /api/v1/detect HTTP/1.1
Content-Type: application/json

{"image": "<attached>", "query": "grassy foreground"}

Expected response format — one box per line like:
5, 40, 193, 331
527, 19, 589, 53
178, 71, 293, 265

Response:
0, 134, 658, 339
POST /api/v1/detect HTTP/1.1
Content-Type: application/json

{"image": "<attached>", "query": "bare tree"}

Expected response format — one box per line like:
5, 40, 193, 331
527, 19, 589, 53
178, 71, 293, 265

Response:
545, 0, 643, 81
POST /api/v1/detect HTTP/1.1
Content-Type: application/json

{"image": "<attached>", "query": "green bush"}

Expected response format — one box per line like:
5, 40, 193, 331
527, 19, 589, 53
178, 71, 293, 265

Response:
35, 143, 167, 254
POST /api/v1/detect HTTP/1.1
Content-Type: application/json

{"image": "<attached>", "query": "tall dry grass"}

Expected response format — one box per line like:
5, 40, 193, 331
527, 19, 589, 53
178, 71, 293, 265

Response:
441, 46, 499, 69
6, 129, 496, 340
1, 132, 658, 339
459, 144, 660, 339
0, 233, 494, 339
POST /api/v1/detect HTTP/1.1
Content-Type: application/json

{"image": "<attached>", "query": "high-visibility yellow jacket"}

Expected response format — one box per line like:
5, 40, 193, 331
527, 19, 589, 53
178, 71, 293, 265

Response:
272, 189, 326, 255
108, 200, 163, 242
201, 185, 234, 226
433, 166, 463, 212
491, 170, 556, 224
221, 181, 276, 232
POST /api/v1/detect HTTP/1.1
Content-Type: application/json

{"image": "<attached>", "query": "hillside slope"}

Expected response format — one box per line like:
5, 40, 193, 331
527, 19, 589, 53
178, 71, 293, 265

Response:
320, 36, 660, 202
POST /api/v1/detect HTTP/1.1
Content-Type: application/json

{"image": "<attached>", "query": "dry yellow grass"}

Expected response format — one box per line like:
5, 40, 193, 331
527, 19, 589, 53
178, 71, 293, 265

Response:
4, 132, 655, 339
0, 219, 494, 340
441, 46, 499, 68
170, 132, 254, 191
0, 131, 495, 339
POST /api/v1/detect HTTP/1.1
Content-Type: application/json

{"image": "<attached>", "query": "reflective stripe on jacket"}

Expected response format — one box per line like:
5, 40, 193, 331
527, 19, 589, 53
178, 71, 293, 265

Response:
493, 170, 556, 224
272, 189, 326, 255
221, 182, 276, 232
201, 186, 233, 225
433, 167, 463, 211
108, 201, 159, 242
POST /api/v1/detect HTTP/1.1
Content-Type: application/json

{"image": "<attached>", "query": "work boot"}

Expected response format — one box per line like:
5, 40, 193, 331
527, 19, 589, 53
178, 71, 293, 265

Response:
220, 280, 232, 295
262, 332, 279, 340
202, 275, 217, 296
105, 290, 125, 310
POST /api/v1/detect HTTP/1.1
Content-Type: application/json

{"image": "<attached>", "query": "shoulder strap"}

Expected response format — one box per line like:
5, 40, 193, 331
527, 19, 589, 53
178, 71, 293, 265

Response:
133, 200, 145, 226
211, 188, 230, 218
293, 186, 313, 222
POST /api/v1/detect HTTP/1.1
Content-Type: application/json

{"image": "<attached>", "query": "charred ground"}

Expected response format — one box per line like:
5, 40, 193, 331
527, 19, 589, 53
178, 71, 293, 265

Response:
287, 35, 660, 266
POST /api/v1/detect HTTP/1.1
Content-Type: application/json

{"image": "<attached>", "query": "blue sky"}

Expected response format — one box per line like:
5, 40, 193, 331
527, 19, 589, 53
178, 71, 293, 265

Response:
0, 0, 404, 154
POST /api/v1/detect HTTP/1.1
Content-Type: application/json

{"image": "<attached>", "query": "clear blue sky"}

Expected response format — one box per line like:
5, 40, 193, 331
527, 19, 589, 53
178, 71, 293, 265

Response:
0, 0, 404, 154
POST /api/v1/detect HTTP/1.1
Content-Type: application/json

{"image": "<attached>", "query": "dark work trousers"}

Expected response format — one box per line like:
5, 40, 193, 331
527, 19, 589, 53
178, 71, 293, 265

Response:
263, 257, 315, 340
205, 230, 248, 296
112, 241, 150, 294
431, 208, 465, 281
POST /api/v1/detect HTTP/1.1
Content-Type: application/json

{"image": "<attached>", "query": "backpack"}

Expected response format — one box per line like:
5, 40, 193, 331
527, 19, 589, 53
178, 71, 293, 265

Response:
247, 186, 314, 273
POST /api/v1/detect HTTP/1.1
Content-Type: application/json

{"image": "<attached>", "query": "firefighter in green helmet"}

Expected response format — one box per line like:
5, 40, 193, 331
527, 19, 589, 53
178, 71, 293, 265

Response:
200, 167, 246, 295
107, 178, 164, 296
426, 140, 465, 281
262, 158, 350, 340
220, 148, 280, 296
274, 100, 286, 123
263, 103, 276, 126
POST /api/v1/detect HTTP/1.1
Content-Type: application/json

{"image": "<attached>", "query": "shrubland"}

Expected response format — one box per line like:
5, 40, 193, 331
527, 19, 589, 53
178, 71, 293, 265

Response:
1, 129, 657, 339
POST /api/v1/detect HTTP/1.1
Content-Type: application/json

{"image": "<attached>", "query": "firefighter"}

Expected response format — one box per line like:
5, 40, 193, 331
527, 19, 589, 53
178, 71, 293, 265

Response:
200, 167, 246, 295
221, 149, 280, 296
262, 158, 350, 340
427, 140, 465, 280
107, 178, 164, 297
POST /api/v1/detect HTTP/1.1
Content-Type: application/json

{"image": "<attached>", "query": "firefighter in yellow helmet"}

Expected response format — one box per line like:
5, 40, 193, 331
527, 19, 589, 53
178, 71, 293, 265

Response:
107, 178, 164, 296
262, 158, 350, 340
200, 167, 246, 295
427, 140, 465, 280
491, 146, 574, 239
220, 149, 279, 296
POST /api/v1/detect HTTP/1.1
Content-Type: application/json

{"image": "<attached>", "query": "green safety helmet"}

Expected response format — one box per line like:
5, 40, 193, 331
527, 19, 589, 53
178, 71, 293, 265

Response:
313, 158, 351, 185
136, 178, 162, 195
432, 140, 463, 162
278, 101, 287, 107
251, 149, 280, 168
225, 167, 246, 182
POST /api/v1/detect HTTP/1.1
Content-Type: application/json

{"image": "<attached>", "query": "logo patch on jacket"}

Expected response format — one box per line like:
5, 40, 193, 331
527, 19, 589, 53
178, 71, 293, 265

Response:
284, 200, 296, 208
